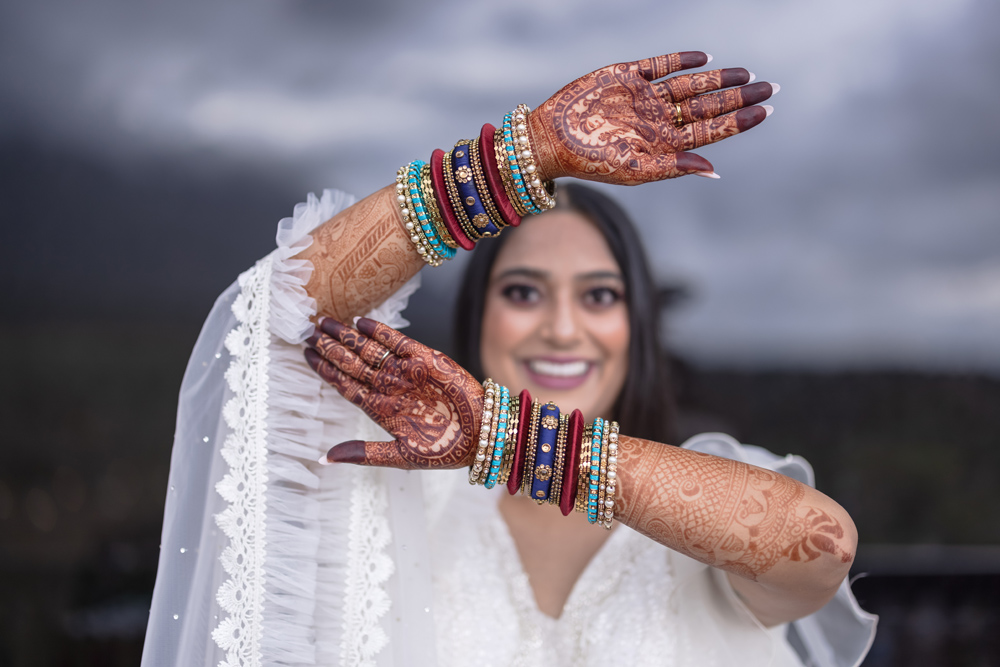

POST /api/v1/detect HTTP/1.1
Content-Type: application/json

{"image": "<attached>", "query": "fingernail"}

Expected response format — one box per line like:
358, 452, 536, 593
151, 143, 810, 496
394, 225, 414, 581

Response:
328, 440, 367, 465
695, 171, 721, 179
352, 316, 361, 326
705, 53, 713, 64
770, 83, 780, 95
747, 71, 756, 83
317, 452, 331, 465
675, 152, 713, 174
763, 104, 774, 117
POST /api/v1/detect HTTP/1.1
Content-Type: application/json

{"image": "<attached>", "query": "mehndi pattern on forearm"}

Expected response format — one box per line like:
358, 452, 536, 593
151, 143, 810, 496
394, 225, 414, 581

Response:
615, 437, 852, 581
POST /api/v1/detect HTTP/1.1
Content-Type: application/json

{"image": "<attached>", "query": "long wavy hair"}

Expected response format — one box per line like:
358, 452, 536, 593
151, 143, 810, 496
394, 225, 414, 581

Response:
452, 183, 677, 444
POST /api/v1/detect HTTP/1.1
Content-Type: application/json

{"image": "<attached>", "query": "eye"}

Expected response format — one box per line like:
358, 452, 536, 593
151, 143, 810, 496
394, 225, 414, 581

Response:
582, 286, 623, 308
500, 283, 541, 305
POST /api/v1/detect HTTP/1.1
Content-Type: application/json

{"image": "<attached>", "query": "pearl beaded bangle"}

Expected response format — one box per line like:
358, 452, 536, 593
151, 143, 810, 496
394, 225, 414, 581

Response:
470, 379, 497, 485
395, 165, 443, 267
603, 422, 620, 529
485, 385, 510, 489
508, 104, 556, 213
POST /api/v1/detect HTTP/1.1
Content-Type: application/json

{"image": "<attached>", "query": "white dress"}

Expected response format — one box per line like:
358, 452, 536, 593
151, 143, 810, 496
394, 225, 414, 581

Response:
141, 190, 877, 667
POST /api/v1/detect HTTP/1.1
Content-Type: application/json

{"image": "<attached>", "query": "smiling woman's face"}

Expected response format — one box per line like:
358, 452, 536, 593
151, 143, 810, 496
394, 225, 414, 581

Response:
480, 209, 629, 421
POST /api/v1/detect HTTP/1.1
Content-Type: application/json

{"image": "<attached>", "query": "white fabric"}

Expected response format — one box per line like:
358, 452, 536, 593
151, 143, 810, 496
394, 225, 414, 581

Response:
142, 190, 876, 667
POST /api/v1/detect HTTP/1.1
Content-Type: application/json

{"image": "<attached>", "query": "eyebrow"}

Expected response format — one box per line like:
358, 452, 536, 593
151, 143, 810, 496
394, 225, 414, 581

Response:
493, 267, 624, 282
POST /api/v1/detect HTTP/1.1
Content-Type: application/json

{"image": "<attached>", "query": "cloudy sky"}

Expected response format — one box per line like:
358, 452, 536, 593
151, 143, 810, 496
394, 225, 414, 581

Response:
2, 0, 998, 371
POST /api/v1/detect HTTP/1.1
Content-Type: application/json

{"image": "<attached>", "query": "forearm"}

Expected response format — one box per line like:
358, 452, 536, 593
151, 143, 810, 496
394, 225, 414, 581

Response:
615, 436, 856, 609
296, 185, 425, 322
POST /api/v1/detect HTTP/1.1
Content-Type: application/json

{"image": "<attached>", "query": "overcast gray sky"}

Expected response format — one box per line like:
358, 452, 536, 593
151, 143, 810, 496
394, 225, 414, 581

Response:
2, 0, 998, 371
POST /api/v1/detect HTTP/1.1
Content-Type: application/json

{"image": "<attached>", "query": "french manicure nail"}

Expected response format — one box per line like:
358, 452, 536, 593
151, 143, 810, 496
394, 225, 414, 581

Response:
695, 171, 721, 179
317, 453, 331, 465
747, 72, 756, 83
770, 83, 780, 95
353, 316, 361, 326
705, 53, 713, 64
763, 105, 774, 117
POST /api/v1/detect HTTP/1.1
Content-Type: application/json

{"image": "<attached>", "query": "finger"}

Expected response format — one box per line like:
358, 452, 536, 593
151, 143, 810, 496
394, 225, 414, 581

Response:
319, 317, 391, 368
319, 439, 419, 470
653, 68, 750, 103
673, 106, 768, 151
631, 51, 709, 80
310, 335, 377, 384
356, 317, 422, 357
304, 348, 373, 408
679, 82, 774, 124
629, 151, 716, 183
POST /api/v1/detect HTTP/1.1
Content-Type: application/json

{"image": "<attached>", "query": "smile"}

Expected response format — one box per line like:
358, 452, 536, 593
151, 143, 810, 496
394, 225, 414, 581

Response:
524, 359, 594, 391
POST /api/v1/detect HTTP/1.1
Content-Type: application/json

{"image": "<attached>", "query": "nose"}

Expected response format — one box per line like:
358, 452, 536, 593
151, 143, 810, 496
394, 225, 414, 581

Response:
540, 290, 581, 348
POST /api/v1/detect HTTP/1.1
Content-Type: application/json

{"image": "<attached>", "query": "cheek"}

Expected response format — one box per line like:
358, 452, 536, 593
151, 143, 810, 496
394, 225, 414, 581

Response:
480, 297, 536, 377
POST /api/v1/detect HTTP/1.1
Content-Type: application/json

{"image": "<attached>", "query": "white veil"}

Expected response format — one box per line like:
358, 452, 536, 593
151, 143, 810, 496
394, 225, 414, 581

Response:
141, 190, 437, 667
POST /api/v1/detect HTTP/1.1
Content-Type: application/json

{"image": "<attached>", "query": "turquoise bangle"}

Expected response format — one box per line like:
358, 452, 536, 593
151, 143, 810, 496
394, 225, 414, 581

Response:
501, 111, 543, 216
587, 418, 604, 523
485, 386, 510, 489
407, 161, 456, 260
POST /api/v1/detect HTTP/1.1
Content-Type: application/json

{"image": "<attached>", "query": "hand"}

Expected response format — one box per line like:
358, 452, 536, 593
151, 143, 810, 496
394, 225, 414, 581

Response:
304, 317, 483, 469
528, 51, 775, 184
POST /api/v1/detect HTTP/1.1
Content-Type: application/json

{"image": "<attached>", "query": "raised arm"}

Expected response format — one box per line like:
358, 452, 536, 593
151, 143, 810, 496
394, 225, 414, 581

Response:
302, 318, 855, 627
295, 52, 771, 321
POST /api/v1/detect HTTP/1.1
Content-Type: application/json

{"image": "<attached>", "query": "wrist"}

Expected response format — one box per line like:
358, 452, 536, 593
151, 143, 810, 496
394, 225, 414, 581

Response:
527, 108, 563, 182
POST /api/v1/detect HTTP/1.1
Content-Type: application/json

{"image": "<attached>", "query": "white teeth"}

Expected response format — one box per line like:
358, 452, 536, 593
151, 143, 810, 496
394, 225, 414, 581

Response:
528, 360, 589, 378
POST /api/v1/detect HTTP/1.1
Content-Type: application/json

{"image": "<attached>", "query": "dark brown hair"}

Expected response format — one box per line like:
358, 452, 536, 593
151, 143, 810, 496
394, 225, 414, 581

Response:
452, 183, 677, 444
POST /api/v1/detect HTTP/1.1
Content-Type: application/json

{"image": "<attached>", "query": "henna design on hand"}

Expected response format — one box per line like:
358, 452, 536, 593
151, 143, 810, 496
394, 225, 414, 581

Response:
305, 317, 483, 470
527, 53, 771, 185
298, 185, 425, 322
615, 437, 853, 581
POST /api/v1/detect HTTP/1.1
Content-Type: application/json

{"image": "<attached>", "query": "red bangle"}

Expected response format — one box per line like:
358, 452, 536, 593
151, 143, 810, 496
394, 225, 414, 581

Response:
430, 148, 475, 251
479, 123, 522, 227
508, 389, 533, 495
561, 409, 585, 515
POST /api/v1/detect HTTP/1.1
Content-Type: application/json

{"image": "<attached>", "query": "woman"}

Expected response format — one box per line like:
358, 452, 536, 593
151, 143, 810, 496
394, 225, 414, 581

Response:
143, 52, 875, 667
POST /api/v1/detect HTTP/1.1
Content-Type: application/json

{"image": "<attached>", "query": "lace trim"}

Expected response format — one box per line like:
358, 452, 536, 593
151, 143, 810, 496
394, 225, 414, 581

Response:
212, 257, 273, 667
341, 467, 395, 666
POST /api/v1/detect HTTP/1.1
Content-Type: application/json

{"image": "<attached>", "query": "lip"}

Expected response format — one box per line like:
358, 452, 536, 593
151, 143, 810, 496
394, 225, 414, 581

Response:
522, 358, 594, 391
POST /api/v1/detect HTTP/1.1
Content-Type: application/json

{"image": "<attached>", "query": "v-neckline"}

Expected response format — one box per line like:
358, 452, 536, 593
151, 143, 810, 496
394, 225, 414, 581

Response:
489, 494, 626, 622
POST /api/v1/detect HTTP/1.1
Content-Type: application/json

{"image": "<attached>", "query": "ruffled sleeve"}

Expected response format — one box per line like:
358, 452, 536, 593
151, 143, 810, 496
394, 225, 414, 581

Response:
677, 432, 878, 667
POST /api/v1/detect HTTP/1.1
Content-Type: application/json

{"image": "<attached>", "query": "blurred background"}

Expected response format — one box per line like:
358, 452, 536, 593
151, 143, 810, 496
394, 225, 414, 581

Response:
1, 0, 998, 665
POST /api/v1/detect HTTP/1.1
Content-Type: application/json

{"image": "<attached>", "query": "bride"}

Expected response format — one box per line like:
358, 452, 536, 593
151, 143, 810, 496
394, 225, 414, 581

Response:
142, 51, 876, 666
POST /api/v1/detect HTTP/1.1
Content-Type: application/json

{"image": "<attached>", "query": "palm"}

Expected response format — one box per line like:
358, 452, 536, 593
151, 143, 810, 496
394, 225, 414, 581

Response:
305, 318, 483, 470
527, 51, 772, 185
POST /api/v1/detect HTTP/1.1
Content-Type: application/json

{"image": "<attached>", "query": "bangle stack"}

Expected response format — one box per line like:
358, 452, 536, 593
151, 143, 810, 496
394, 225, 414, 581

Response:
393, 106, 556, 265
470, 381, 619, 530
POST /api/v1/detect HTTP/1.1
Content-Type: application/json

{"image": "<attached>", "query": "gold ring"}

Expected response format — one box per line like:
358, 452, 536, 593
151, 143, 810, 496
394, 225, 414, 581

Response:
674, 103, 684, 127
372, 348, 391, 371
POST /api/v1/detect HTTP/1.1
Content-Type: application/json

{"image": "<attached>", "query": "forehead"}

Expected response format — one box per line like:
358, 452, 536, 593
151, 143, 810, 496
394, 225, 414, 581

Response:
490, 210, 620, 279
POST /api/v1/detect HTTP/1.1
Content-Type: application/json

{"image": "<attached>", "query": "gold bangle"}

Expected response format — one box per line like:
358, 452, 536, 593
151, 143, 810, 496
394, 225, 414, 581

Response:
469, 137, 506, 231
443, 146, 481, 242
420, 163, 457, 250
604, 422, 619, 528
470, 379, 496, 484
521, 400, 541, 496
575, 424, 593, 513
548, 413, 568, 506
481, 387, 502, 485
498, 395, 519, 486
494, 128, 529, 217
